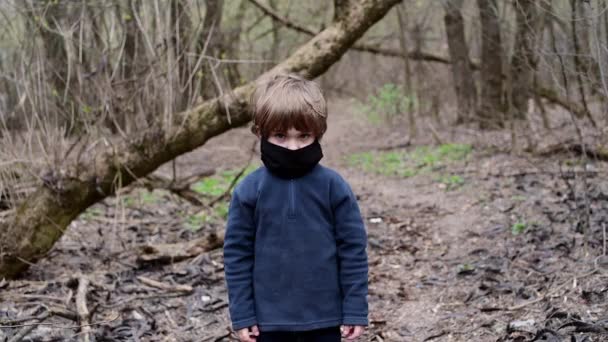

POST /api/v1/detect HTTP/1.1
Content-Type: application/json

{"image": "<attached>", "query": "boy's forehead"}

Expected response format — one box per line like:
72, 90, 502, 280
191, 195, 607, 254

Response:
272, 127, 312, 134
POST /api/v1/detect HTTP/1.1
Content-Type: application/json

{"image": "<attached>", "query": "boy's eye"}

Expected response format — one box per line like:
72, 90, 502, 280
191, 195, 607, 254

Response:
273, 133, 286, 139
299, 133, 312, 139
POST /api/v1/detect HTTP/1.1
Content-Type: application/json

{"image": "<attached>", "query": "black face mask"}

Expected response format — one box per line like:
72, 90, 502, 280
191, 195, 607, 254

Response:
261, 139, 323, 179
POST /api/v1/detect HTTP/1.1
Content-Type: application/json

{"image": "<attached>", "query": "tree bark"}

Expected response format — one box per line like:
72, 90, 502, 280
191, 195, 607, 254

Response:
510, 0, 541, 120
476, 0, 504, 129
199, 0, 225, 100
334, 0, 356, 22
268, 0, 281, 62
222, 0, 246, 88
569, 0, 596, 127
0, 0, 402, 279
122, 0, 141, 80
572, 0, 600, 89
443, 0, 476, 123
169, 0, 195, 112
396, 3, 416, 137
35, 1, 71, 102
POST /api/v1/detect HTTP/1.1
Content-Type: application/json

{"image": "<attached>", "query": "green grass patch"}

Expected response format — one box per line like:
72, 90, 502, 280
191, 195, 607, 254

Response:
347, 144, 471, 180
185, 202, 230, 232
456, 263, 475, 275
510, 220, 539, 236
437, 174, 465, 191
511, 195, 526, 202
511, 221, 527, 235
81, 207, 103, 220
186, 166, 256, 231
119, 189, 164, 208
192, 166, 257, 197
185, 212, 210, 232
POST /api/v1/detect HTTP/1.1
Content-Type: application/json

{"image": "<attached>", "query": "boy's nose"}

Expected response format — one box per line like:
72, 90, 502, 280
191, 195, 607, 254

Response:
286, 140, 300, 150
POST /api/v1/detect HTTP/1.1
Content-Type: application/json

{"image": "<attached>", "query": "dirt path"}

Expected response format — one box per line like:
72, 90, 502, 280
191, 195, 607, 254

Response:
317, 98, 608, 341
1, 98, 607, 342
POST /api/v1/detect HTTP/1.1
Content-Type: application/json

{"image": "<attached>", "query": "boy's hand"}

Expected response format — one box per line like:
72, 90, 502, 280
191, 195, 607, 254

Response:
236, 325, 259, 342
341, 325, 365, 340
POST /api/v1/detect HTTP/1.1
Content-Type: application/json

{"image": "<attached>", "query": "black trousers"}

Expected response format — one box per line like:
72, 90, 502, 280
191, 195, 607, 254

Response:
258, 326, 341, 342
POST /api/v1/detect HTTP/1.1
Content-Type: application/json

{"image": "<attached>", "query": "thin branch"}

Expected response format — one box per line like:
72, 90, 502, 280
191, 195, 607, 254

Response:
0, 313, 119, 330
247, 0, 316, 35
7, 312, 50, 342
208, 140, 257, 207
76, 276, 91, 342
137, 275, 193, 293
247, 0, 446, 62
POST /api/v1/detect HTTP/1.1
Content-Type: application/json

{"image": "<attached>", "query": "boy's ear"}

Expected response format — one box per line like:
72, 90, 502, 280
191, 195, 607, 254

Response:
250, 124, 260, 136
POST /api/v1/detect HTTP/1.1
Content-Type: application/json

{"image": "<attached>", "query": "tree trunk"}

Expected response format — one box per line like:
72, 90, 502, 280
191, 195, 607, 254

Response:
268, 0, 281, 62
510, 0, 541, 120
122, 0, 141, 80
222, 0, 246, 88
569, 0, 596, 127
169, 0, 193, 112
199, 0, 225, 100
572, 0, 600, 90
0, 0, 402, 279
443, 0, 476, 124
396, 2, 416, 137
476, 0, 504, 129
604, 0, 608, 118
35, 1, 70, 103
0, 55, 19, 131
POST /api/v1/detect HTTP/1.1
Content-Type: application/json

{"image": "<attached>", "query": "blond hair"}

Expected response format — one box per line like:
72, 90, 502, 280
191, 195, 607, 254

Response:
251, 74, 327, 138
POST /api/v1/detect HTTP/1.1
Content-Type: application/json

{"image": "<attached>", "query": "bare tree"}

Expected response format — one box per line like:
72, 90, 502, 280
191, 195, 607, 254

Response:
442, 0, 476, 124
199, 0, 225, 100
396, 2, 416, 137
223, 0, 247, 88
570, 0, 596, 126
509, 0, 542, 120
476, 0, 504, 129
267, 0, 281, 62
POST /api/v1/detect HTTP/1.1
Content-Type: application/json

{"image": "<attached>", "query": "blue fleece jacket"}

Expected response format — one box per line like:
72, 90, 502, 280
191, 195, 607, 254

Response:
223, 164, 368, 332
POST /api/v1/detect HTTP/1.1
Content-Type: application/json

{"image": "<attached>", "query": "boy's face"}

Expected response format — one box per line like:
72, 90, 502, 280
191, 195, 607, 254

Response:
267, 127, 315, 150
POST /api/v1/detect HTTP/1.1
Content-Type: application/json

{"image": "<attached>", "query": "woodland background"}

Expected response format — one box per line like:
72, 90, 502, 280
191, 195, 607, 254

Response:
0, 0, 607, 341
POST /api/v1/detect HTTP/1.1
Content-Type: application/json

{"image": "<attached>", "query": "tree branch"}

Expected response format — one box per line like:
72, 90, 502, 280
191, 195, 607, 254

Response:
247, 0, 446, 62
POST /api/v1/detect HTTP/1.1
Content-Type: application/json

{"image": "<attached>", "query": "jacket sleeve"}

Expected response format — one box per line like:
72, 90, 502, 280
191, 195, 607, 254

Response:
331, 177, 369, 326
223, 188, 257, 330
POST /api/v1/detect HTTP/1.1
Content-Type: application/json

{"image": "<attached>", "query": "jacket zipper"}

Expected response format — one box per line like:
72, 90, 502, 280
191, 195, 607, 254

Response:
288, 179, 296, 218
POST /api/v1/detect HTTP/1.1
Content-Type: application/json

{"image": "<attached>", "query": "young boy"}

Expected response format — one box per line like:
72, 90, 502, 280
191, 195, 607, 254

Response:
223, 74, 368, 342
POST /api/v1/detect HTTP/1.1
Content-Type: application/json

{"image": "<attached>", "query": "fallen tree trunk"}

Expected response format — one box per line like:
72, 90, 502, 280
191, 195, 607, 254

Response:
537, 141, 608, 161
0, 0, 402, 279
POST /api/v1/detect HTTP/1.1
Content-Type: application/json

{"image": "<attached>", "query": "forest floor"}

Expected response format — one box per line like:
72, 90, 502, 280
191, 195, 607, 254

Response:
1, 98, 608, 342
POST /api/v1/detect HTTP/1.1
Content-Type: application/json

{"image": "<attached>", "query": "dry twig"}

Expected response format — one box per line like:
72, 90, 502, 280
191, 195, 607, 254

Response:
137, 276, 193, 294
7, 312, 50, 342
507, 268, 598, 311
76, 276, 91, 342
209, 140, 257, 207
